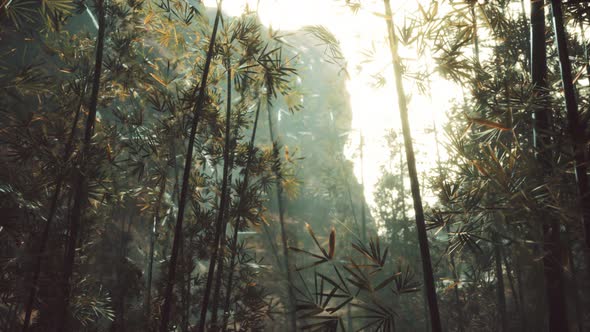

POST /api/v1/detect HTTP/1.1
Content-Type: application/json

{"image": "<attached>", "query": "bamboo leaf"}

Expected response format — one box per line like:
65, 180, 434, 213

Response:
467, 116, 511, 131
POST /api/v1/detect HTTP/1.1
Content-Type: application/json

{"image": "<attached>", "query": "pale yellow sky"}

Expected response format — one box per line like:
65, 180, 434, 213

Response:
204, 0, 461, 211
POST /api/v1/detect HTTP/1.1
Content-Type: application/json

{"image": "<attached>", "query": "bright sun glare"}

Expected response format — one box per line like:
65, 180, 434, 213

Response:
203, 0, 461, 212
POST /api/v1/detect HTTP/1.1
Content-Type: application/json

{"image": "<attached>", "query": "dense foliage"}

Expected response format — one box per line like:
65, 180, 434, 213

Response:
1, 0, 590, 331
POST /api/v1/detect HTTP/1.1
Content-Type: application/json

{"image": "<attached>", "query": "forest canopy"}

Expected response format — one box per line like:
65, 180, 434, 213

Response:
1, 0, 590, 331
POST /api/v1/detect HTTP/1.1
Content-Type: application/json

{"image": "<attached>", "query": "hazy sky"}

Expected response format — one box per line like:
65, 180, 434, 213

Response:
204, 0, 460, 211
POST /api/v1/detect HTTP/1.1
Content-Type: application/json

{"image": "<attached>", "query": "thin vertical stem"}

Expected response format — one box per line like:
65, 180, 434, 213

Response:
514, 254, 527, 331
533, 1, 570, 331
210, 58, 236, 329
359, 132, 367, 242
221, 99, 262, 331
551, 0, 590, 249
197, 56, 233, 332
160, 4, 222, 331
22, 79, 87, 332
267, 100, 297, 331
520, 0, 530, 69
471, 3, 480, 63
184, 235, 193, 332
146, 177, 166, 325
502, 249, 521, 327
383, 1, 441, 331
433, 118, 463, 332
564, 225, 584, 332
493, 233, 508, 332
579, 16, 590, 82
56, 0, 106, 328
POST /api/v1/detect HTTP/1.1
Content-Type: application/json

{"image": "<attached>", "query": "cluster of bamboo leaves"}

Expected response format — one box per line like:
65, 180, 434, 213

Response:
368, 0, 590, 331
0, 0, 305, 330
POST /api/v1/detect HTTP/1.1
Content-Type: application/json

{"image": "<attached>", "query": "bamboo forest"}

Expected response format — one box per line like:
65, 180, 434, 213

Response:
3, 0, 590, 330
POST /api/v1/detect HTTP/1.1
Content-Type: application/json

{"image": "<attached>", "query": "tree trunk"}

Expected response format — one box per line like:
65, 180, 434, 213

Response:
184, 234, 193, 332
514, 253, 528, 331
112, 212, 131, 332
502, 248, 522, 329
221, 99, 262, 331
533, 1, 570, 331
159, 4, 221, 331
22, 79, 87, 332
180, 233, 187, 332
493, 233, 508, 331
564, 225, 584, 332
550, 0, 590, 250
449, 248, 463, 332
56, 0, 106, 328
146, 177, 166, 326
383, 1, 442, 331
197, 57, 233, 332
520, 0, 530, 69
210, 58, 238, 330
433, 117, 464, 332
579, 11, 590, 84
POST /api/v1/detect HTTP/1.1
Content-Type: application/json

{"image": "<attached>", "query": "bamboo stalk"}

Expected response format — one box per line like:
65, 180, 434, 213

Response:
221, 99, 262, 331
533, 1, 569, 331
383, 1, 441, 331
359, 132, 367, 242
56, 0, 106, 328
493, 233, 508, 331
145, 177, 166, 325
210, 56, 238, 330
550, 0, 590, 249
433, 118, 464, 332
22, 79, 87, 332
197, 55, 233, 332
266, 100, 297, 332
159, 4, 222, 331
